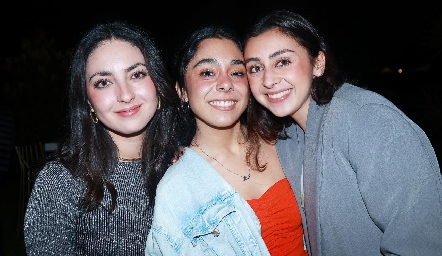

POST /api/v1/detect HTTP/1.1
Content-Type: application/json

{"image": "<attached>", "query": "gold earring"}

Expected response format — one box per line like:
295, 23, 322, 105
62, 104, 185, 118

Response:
90, 109, 98, 124
157, 96, 161, 110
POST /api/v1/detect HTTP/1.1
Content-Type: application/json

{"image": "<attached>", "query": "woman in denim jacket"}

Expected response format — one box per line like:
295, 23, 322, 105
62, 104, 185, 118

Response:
145, 24, 308, 255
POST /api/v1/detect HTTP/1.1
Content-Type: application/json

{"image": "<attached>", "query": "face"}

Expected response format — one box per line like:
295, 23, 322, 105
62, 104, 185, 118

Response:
244, 29, 324, 123
86, 39, 158, 138
184, 38, 248, 129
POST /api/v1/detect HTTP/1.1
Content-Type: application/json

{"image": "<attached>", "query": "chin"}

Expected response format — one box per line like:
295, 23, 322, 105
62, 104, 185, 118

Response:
270, 108, 292, 118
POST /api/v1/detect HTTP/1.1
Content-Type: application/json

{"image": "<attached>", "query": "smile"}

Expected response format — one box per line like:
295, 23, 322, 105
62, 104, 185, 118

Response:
267, 89, 291, 99
209, 101, 235, 107
116, 105, 141, 117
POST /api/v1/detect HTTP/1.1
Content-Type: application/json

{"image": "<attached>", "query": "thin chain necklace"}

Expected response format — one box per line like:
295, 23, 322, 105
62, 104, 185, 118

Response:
192, 141, 251, 181
118, 157, 141, 162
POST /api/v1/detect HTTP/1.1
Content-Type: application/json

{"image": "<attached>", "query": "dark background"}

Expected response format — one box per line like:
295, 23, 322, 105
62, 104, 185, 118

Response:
1, 1, 441, 146
0, 1, 441, 255
1, 1, 441, 149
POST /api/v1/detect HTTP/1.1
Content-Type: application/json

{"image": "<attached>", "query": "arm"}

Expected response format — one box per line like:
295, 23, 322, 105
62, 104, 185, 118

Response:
350, 103, 442, 255
145, 224, 180, 256
23, 163, 80, 255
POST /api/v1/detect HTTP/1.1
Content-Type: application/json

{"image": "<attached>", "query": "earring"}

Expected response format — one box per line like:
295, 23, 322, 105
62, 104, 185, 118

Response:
181, 101, 190, 112
90, 108, 98, 124
157, 96, 161, 110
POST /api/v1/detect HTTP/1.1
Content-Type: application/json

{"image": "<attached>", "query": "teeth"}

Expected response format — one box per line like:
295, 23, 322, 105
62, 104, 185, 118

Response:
210, 101, 235, 107
268, 89, 290, 99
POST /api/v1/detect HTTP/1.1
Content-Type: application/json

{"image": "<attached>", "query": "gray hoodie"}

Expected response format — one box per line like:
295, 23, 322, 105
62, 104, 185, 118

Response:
277, 83, 442, 256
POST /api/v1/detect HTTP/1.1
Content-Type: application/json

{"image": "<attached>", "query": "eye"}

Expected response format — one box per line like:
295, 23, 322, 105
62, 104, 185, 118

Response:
93, 79, 112, 88
247, 64, 264, 74
200, 69, 214, 77
131, 70, 148, 79
275, 57, 291, 67
232, 70, 245, 77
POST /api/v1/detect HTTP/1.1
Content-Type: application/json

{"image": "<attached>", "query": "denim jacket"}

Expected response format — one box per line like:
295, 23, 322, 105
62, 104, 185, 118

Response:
145, 148, 270, 256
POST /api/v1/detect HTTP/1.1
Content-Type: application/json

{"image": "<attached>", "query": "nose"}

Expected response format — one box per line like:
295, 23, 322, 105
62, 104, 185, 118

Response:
262, 69, 279, 89
117, 82, 135, 103
216, 75, 234, 92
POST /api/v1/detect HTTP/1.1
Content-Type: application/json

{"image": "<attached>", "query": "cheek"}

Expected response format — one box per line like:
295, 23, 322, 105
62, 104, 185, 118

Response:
134, 77, 158, 101
87, 87, 109, 111
234, 78, 249, 91
185, 80, 211, 100
248, 78, 261, 94
89, 93, 114, 113
139, 83, 158, 99
247, 74, 260, 87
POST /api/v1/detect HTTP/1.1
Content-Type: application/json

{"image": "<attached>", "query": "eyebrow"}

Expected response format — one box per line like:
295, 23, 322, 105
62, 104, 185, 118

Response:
231, 59, 245, 66
88, 62, 147, 81
245, 48, 294, 64
192, 58, 218, 69
270, 49, 294, 58
126, 62, 147, 73
191, 58, 245, 69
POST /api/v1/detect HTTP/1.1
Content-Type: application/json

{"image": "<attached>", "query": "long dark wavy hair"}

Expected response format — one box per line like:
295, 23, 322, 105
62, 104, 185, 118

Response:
57, 21, 180, 215
244, 10, 346, 142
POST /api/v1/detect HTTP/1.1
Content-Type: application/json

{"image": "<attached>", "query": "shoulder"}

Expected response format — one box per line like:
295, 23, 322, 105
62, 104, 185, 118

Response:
329, 85, 436, 161
322, 83, 432, 147
332, 83, 396, 109
154, 147, 237, 211
32, 161, 83, 198
324, 83, 413, 127
36, 161, 76, 183
159, 148, 224, 190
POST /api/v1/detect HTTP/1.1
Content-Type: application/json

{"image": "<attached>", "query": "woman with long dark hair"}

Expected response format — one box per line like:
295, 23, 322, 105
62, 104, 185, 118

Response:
24, 21, 181, 255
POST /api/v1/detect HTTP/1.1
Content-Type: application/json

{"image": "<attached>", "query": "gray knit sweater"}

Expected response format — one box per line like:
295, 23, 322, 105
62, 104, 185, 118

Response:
24, 160, 151, 255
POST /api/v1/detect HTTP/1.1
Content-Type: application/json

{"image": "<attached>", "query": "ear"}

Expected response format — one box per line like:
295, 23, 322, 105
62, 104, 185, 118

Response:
313, 51, 326, 77
175, 82, 188, 102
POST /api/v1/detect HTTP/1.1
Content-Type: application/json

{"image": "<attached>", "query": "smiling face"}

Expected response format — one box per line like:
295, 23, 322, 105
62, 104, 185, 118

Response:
86, 39, 158, 138
244, 28, 325, 127
184, 38, 248, 129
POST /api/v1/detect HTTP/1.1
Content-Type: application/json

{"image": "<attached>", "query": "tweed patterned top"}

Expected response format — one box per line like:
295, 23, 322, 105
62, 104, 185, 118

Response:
24, 160, 151, 255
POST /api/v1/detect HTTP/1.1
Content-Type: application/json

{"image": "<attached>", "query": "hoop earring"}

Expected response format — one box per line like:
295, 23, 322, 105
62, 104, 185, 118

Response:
90, 109, 98, 124
157, 96, 161, 110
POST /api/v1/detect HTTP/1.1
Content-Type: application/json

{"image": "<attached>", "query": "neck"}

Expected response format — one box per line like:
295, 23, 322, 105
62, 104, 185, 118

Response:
109, 132, 144, 161
192, 124, 246, 148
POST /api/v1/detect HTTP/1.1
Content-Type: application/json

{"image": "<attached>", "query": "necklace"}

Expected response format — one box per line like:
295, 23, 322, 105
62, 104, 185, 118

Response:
118, 157, 141, 162
192, 142, 251, 181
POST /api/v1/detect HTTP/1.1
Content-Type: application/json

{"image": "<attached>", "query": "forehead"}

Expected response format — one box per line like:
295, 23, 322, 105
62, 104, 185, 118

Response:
86, 40, 144, 70
88, 40, 143, 62
193, 38, 242, 61
245, 29, 299, 54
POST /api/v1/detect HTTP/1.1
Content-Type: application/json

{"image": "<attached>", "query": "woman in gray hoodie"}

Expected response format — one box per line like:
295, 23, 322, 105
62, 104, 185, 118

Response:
244, 9, 442, 256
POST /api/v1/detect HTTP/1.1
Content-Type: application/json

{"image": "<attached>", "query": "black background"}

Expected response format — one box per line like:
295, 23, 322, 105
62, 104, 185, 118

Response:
1, 1, 441, 152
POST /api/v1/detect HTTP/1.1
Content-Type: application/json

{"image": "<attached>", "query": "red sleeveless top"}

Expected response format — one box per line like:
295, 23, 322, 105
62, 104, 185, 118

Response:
247, 178, 307, 256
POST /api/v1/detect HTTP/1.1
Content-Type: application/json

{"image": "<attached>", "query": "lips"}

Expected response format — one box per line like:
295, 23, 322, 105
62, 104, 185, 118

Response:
267, 89, 291, 99
116, 104, 141, 117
